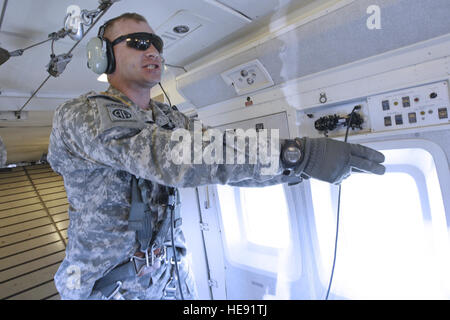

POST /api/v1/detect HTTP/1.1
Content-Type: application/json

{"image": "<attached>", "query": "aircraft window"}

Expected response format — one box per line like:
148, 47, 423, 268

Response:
216, 184, 241, 248
310, 148, 450, 299
216, 183, 295, 275
239, 185, 291, 249
217, 184, 290, 249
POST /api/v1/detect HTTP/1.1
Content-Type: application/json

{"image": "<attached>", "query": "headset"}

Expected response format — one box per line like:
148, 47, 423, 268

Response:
86, 20, 117, 74
86, 19, 165, 75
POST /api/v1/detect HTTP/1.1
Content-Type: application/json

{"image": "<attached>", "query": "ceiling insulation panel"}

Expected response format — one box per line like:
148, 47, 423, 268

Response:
176, 0, 450, 109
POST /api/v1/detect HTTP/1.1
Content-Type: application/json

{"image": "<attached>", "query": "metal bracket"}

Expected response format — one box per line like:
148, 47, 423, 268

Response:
47, 53, 73, 77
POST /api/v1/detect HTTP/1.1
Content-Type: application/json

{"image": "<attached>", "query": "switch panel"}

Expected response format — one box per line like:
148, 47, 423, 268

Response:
367, 81, 450, 132
221, 59, 274, 96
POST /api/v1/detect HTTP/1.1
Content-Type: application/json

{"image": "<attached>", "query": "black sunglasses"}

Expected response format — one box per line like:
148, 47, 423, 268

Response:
111, 32, 164, 53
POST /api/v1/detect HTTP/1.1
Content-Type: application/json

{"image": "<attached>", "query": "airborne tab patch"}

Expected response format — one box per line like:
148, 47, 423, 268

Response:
106, 104, 137, 122
93, 96, 145, 137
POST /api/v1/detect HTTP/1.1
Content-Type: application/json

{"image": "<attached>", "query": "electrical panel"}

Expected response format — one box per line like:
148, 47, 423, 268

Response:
367, 81, 449, 133
297, 101, 371, 138
298, 81, 450, 138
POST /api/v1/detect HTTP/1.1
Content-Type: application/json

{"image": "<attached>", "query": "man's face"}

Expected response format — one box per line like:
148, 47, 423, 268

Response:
107, 19, 163, 89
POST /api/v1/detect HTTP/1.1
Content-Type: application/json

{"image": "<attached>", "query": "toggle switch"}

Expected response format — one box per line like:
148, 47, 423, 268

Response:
384, 116, 392, 126
438, 108, 448, 119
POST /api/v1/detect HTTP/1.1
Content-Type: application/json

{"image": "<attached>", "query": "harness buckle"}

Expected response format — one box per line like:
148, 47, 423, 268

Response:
105, 281, 124, 300
151, 243, 166, 266
131, 245, 166, 277
162, 277, 177, 300
145, 249, 150, 268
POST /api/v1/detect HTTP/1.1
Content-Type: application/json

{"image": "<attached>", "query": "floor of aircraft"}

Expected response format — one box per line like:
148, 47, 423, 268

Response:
0, 164, 68, 300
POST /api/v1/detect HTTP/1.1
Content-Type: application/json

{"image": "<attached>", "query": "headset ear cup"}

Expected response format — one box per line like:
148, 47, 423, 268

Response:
105, 40, 115, 74
86, 37, 109, 74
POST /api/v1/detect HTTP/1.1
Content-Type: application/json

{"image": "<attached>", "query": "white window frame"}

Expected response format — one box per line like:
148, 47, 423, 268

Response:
213, 183, 302, 280
306, 138, 450, 299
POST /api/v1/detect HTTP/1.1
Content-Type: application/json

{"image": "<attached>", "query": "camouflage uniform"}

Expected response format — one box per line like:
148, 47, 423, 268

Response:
48, 86, 300, 300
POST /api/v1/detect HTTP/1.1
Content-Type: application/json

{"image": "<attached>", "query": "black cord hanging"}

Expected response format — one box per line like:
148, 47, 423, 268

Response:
325, 105, 361, 300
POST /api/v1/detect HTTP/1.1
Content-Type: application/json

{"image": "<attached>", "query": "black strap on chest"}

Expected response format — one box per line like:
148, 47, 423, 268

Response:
128, 176, 182, 251
128, 176, 153, 252
93, 176, 182, 299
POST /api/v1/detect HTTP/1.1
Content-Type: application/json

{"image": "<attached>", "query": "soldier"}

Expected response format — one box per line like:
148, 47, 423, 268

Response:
48, 13, 385, 300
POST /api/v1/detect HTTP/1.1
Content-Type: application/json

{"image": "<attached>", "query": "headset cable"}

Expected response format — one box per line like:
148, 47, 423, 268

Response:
324, 105, 360, 300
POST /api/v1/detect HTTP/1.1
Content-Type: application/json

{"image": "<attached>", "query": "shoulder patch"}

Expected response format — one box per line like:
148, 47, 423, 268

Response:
106, 103, 137, 122
91, 96, 146, 137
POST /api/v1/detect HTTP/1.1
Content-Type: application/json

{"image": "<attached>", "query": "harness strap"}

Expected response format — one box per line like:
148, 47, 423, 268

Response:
128, 176, 152, 252
152, 187, 181, 249
92, 241, 182, 299
92, 178, 183, 299
93, 261, 136, 298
